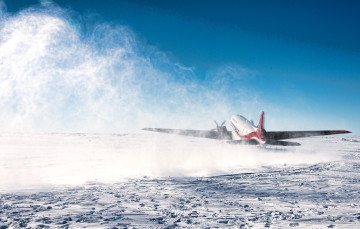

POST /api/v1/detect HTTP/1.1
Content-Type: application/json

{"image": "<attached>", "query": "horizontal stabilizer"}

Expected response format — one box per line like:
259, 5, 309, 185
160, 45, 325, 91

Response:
266, 139, 301, 146
226, 139, 260, 145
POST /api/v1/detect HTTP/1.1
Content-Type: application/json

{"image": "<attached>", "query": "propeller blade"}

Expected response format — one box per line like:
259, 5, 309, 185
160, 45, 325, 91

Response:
220, 121, 226, 127
214, 120, 219, 127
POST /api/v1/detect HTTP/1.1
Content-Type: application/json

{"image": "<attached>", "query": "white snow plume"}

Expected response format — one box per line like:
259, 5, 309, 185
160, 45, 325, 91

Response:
0, 0, 6, 14
0, 4, 241, 133
0, 133, 340, 191
39, 0, 54, 7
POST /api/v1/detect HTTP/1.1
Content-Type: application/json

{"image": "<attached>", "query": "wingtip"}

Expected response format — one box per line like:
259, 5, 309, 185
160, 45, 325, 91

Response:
331, 130, 351, 134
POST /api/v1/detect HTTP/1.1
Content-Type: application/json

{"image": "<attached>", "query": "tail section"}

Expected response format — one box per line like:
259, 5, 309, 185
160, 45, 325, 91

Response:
256, 111, 265, 142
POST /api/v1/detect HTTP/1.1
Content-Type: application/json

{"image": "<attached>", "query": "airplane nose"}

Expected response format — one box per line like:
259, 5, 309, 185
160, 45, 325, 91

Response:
231, 115, 245, 123
230, 115, 238, 123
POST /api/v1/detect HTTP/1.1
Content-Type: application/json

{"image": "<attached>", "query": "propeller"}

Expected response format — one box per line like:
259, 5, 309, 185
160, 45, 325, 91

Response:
214, 120, 226, 127
211, 120, 226, 131
212, 120, 231, 139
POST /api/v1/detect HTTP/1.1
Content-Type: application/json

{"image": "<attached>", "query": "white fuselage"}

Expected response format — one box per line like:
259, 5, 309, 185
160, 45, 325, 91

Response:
230, 115, 265, 144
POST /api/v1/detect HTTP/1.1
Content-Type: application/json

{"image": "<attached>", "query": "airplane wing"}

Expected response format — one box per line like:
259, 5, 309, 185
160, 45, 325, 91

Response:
142, 128, 232, 140
265, 130, 351, 140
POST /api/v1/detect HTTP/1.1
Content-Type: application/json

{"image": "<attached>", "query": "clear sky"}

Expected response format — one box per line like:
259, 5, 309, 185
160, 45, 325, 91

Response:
1, 0, 359, 133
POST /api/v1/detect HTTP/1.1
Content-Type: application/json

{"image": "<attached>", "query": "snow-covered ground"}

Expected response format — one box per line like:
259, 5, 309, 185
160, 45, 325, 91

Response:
0, 133, 359, 228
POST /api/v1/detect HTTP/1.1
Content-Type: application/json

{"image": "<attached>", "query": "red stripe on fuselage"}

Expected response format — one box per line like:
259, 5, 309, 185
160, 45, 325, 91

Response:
230, 121, 265, 143
243, 131, 265, 143
230, 122, 241, 138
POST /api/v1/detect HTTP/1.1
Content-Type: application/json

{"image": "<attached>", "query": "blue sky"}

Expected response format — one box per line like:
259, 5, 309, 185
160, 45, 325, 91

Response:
3, 0, 360, 133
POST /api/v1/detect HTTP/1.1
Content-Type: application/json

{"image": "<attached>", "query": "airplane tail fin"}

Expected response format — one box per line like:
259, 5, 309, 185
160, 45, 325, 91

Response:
256, 111, 265, 140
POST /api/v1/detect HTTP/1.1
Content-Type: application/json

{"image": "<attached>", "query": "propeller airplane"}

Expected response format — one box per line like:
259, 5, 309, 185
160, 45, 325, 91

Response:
143, 111, 351, 146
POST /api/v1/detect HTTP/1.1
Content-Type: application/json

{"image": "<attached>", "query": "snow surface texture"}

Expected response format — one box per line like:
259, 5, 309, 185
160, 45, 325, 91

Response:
0, 134, 359, 228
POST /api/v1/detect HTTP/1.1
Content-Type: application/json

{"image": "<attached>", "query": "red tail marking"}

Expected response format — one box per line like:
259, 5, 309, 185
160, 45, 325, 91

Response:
256, 111, 265, 141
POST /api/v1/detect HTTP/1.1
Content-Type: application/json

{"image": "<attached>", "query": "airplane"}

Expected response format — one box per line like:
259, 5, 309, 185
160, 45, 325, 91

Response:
142, 111, 351, 146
